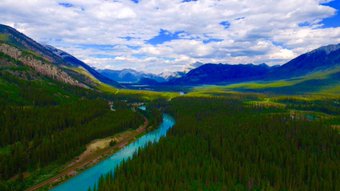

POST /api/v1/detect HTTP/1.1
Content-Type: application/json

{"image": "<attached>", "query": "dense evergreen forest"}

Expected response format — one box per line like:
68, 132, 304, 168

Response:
95, 96, 339, 191
0, 53, 149, 190
0, 99, 144, 190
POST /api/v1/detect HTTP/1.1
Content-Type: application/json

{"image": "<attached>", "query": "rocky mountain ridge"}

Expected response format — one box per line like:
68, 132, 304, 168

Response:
0, 43, 85, 87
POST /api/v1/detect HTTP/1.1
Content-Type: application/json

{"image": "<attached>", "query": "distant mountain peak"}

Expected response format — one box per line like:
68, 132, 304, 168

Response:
159, 71, 186, 79
311, 43, 340, 55
98, 68, 166, 83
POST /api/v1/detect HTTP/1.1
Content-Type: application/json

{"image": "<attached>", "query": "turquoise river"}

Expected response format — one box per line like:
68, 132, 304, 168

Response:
51, 113, 175, 191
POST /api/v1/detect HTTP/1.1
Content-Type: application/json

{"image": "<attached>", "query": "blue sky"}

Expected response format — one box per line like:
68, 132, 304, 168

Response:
322, 0, 340, 27
0, 0, 339, 74
146, 29, 186, 45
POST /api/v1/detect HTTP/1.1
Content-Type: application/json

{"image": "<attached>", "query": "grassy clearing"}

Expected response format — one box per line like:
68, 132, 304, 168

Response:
84, 129, 135, 153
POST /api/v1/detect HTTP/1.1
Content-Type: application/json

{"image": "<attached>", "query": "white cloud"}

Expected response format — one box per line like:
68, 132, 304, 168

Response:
0, 0, 339, 73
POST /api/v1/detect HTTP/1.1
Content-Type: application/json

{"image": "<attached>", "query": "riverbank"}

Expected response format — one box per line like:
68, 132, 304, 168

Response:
51, 114, 175, 191
26, 117, 149, 191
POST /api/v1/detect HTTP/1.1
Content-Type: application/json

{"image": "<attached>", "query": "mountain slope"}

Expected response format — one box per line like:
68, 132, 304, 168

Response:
0, 24, 62, 64
0, 43, 85, 87
192, 66, 340, 95
169, 63, 272, 85
250, 67, 340, 95
0, 46, 90, 105
0, 24, 120, 88
268, 44, 340, 79
170, 44, 340, 86
45, 45, 121, 87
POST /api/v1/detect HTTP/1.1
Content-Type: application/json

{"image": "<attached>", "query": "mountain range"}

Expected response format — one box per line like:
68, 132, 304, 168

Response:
168, 63, 272, 85
0, 24, 339, 95
97, 68, 166, 83
167, 44, 340, 86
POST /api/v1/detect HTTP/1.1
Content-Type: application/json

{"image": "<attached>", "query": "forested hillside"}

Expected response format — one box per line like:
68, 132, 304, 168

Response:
95, 96, 340, 191
0, 40, 146, 190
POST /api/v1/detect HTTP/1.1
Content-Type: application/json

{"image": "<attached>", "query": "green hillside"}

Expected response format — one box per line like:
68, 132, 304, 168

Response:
0, 51, 89, 105
0, 44, 148, 190
191, 67, 340, 96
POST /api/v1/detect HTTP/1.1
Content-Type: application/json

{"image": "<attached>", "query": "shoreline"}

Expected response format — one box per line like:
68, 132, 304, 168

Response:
25, 117, 149, 191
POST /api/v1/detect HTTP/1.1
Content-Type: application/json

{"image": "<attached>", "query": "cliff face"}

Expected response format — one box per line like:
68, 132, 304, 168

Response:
0, 43, 86, 88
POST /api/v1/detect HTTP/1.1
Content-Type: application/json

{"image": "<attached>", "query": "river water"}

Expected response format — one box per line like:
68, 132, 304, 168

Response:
51, 114, 175, 191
